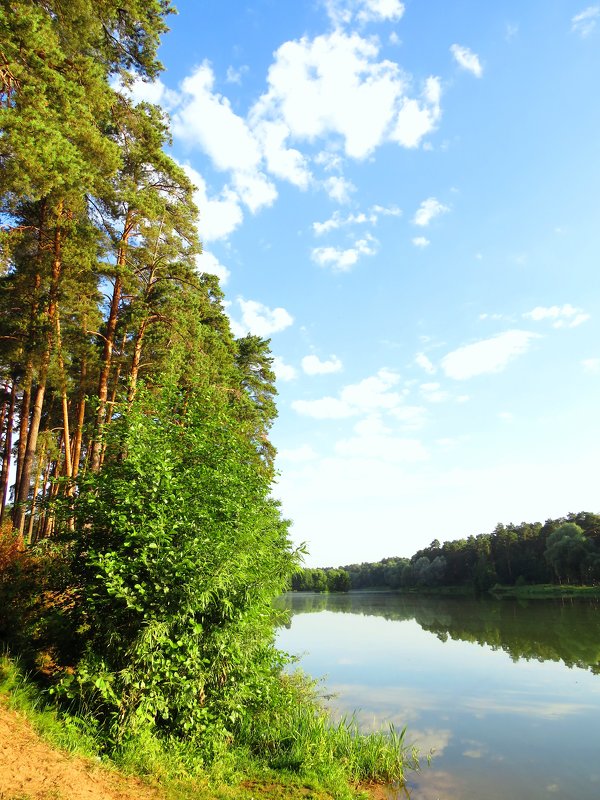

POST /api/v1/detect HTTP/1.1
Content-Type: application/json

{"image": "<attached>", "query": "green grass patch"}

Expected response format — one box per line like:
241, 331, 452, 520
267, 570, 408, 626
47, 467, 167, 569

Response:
0, 655, 418, 800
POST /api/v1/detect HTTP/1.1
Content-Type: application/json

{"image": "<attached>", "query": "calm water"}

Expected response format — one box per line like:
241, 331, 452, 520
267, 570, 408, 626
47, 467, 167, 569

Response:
275, 592, 600, 800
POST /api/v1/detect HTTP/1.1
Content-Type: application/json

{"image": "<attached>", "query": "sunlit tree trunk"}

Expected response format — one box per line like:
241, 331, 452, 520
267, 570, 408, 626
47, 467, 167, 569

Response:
0, 382, 16, 520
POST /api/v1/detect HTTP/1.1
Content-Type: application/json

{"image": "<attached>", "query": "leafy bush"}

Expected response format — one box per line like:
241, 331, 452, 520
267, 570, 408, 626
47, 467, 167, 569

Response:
54, 386, 299, 751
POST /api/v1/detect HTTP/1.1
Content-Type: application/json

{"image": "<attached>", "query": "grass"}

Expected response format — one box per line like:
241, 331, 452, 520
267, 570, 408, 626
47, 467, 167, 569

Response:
0, 654, 418, 800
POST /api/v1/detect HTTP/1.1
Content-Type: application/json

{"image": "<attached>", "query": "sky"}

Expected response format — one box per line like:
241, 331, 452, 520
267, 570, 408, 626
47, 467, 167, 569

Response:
130, 0, 600, 567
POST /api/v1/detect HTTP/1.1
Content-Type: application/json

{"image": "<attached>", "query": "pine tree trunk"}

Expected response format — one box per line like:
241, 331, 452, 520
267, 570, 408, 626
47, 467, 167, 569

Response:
127, 317, 149, 405
14, 201, 62, 535
99, 334, 126, 469
71, 356, 87, 480
26, 439, 46, 544
91, 209, 132, 472
0, 382, 16, 521
14, 376, 31, 496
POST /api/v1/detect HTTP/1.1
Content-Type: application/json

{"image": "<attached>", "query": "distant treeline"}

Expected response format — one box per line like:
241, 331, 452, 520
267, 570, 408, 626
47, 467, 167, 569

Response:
292, 512, 600, 592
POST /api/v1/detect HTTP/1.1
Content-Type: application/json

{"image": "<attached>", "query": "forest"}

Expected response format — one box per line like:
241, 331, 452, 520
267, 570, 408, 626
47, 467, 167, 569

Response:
292, 512, 600, 593
0, 3, 415, 798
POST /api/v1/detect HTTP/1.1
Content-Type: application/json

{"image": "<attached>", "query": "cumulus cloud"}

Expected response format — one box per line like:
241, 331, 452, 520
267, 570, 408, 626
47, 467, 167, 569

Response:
419, 382, 448, 403
302, 354, 344, 375
324, 176, 356, 203
278, 444, 318, 462
181, 163, 244, 243
231, 298, 294, 337
195, 251, 230, 284
313, 205, 400, 235
412, 236, 430, 247
450, 44, 483, 78
226, 64, 249, 84
413, 197, 449, 227
391, 76, 442, 148
523, 304, 590, 328
312, 235, 377, 272
441, 330, 539, 380
571, 6, 600, 37
291, 396, 355, 419
123, 77, 180, 109
292, 368, 403, 418
252, 30, 441, 161
325, 0, 405, 27
273, 356, 298, 381
172, 62, 283, 214
415, 353, 436, 374
253, 119, 312, 188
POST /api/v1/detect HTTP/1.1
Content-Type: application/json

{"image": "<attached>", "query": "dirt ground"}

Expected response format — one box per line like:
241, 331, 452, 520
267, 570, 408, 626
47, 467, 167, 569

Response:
0, 703, 161, 800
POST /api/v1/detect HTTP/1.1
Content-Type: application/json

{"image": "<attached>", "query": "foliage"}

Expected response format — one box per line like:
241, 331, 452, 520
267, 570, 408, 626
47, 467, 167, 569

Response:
291, 567, 351, 593
293, 512, 600, 593
53, 385, 298, 747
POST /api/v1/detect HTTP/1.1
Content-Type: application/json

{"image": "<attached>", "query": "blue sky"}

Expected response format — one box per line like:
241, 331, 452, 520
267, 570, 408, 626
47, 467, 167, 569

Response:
130, 0, 600, 566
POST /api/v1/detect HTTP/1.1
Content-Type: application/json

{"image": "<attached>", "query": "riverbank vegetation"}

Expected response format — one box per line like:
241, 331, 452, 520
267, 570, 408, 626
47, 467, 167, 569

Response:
293, 513, 600, 594
0, 3, 415, 798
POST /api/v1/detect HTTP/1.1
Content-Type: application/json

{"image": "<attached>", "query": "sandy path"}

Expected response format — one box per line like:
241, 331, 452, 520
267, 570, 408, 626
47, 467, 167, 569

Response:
0, 702, 161, 800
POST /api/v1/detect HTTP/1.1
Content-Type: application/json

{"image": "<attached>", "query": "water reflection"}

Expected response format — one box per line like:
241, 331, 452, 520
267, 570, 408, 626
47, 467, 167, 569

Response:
276, 592, 600, 800
278, 591, 600, 673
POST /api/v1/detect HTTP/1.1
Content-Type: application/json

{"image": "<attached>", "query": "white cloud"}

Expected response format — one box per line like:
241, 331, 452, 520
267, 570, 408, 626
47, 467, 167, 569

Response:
441, 330, 539, 380
523, 304, 590, 329
335, 430, 427, 463
233, 298, 294, 337
291, 396, 355, 419
292, 367, 403, 419
195, 251, 230, 284
582, 358, 600, 374
172, 63, 278, 215
412, 236, 430, 248
419, 382, 448, 403
450, 44, 483, 78
278, 444, 318, 462
391, 76, 442, 149
413, 197, 449, 227
252, 30, 441, 160
571, 6, 600, 37
302, 354, 344, 375
231, 169, 278, 213
312, 235, 377, 272
313, 205, 401, 235
415, 353, 436, 374
174, 63, 261, 173
324, 176, 356, 203
273, 356, 298, 381
123, 77, 180, 109
498, 411, 514, 422
389, 404, 427, 430
325, 0, 405, 27
226, 64, 249, 84
181, 163, 244, 243
315, 149, 344, 171
253, 119, 312, 188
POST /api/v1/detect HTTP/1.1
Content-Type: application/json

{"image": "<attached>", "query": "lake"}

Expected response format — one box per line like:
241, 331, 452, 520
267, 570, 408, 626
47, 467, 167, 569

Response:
275, 592, 600, 800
